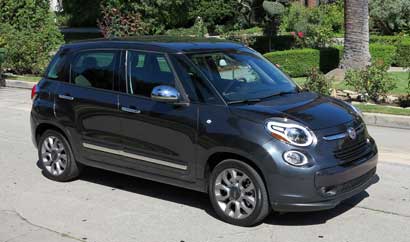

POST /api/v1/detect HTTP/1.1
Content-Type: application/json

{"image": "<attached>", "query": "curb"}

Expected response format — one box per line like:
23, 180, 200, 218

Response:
3, 79, 35, 89
2, 79, 410, 129
363, 113, 410, 130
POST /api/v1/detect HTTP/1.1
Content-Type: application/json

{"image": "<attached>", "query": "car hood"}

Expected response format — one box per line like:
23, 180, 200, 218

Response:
230, 92, 357, 130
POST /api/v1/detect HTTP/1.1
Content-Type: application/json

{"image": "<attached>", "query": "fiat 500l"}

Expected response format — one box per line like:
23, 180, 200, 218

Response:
31, 37, 378, 226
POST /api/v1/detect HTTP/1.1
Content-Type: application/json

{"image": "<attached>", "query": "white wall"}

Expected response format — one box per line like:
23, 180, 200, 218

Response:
50, 0, 63, 12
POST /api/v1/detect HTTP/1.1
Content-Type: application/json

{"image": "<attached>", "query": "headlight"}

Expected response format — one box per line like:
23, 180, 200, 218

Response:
266, 120, 316, 147
283, 150, 309, 166
345, 101, 363, 118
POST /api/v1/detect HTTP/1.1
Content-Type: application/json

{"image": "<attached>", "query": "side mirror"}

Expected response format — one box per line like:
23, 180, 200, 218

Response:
151, 85, 180, 103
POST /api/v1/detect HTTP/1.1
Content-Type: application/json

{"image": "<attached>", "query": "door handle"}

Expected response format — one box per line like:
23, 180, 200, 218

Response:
58, 94, 74, 101
121, 106, 141, 114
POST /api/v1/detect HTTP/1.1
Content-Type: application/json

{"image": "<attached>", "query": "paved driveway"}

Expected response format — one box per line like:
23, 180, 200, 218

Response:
0, 87, 409, 242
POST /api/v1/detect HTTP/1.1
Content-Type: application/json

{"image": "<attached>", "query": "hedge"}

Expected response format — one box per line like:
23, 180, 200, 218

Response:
335, 44, 397, 66
264, 48, 320, 77
395, 40, 410, 67
225, 35, 296, 54
263, 44, 398, 77
370, 35, 410, 45
319, 47, 341, 73
369, 44, 397, 65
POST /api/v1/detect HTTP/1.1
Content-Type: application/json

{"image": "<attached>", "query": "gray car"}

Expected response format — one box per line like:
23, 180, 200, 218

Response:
31, 37, 378, 226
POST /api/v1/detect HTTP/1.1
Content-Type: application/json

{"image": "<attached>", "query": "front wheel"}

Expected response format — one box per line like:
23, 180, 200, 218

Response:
209, 159, 270, 226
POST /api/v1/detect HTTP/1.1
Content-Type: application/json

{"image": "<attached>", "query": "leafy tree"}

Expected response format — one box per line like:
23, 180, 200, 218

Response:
236, 0, 265, 27
279, 1, 343, 48
62, 0, 102, 27
98, 0, 194, 34
0, 0, 64, 74
369, 0, 410, 35
98, 3, 146, 38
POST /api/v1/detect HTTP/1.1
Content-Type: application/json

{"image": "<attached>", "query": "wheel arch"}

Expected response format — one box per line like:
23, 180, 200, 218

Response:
203, 151, 269, 193
35, 122, 70, 146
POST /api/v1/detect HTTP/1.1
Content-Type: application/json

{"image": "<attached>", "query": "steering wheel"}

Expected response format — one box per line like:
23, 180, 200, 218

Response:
222, 78, 247, 94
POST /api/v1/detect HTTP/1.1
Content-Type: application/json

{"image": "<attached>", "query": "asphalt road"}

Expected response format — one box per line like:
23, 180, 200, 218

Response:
0, 87, 409, 242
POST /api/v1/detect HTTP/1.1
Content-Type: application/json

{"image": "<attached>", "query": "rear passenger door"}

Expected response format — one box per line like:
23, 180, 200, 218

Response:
117, 50, 198, 181
54, 49, 123, 165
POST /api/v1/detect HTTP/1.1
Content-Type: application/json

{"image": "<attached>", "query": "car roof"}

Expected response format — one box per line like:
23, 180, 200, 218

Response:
62, 36, 247, 54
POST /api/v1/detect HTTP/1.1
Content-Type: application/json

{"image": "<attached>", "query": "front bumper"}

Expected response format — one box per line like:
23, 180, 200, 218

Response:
270, 152, 378, 212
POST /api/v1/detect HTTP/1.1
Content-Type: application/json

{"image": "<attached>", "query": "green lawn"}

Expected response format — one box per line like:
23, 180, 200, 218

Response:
354, 103, 410, 116
292, 72, 409, 95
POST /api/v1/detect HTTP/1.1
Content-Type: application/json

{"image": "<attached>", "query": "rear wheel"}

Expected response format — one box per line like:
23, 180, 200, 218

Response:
209, 159, 270, 226
38, 130, 82, 182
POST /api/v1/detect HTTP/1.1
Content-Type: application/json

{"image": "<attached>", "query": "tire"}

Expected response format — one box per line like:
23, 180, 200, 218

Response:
38, 130, 82, 182
209, 159, 270, 226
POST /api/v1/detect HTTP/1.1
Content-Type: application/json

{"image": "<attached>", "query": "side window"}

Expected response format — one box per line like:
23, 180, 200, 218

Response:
171, 55, 220, 104
127, 51, 175, 97
71, 50, 117, 90
46, 53, 68, 82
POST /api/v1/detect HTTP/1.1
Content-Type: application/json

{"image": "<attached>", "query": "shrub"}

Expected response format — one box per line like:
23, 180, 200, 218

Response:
345, 61, 397, 103
279, 1, 344, 48
264, 48, 319, 77
0, 0, 64, 74
395, 40, 410, 67
188, 0, 238, 33
303, 67, 332, 95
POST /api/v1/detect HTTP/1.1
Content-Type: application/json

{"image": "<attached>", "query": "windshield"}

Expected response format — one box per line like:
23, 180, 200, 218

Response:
188, 51, 298, 103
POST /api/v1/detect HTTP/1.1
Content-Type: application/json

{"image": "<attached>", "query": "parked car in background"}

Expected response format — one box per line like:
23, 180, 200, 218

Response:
31, 37, 378, 226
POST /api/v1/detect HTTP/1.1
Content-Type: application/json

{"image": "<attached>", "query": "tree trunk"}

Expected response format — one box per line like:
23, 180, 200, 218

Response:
341, 0, 371, 70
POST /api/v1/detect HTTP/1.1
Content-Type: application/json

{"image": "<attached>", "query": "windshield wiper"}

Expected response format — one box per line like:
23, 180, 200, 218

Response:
260, 91, 298, 100
227, 98, 262, 105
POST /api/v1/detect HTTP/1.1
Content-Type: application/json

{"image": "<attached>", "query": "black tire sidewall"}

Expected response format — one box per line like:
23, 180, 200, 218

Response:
37, 130, 79, 182
209, 159, 269, 226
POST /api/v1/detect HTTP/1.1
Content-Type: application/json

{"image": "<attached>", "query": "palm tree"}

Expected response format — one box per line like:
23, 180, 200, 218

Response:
341, 0, 371, 70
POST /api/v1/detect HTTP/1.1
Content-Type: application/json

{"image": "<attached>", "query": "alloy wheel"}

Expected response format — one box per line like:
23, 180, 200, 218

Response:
41, 136, 67, 176
214, 168, 257, 219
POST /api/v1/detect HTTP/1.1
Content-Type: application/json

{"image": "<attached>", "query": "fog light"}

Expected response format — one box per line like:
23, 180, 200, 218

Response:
283, 150, 309, 167
320, 186, 338, 197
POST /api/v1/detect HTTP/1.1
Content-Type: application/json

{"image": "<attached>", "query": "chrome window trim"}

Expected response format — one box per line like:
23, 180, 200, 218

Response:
82, 143, 187, 170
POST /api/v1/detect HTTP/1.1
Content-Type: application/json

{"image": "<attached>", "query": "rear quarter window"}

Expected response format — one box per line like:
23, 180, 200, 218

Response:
46, 52, 68, 82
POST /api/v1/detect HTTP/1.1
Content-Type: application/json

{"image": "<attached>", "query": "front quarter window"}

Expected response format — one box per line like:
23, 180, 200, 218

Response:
188, 51, 298, 103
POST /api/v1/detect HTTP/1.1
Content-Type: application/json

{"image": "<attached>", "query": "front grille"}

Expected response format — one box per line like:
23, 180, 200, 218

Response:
333, 136, 373, 165
337, 168, 376, 193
